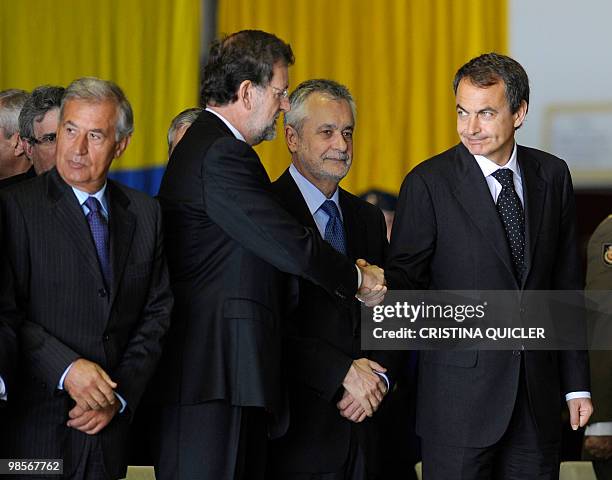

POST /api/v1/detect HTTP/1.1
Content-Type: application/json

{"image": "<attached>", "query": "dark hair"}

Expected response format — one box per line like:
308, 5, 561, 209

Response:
18, 85, 64, 141
201, 30, 294, 106
453, 52, 529, 114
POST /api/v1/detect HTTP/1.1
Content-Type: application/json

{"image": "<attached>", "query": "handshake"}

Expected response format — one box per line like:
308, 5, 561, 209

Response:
355, 259, 387, 307
337, 358, 389, 423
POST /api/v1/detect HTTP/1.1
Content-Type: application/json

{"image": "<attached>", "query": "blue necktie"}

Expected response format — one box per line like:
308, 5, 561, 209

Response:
491, 169, 525, 280
85, 196, 112, 290
320, 200, 346, 255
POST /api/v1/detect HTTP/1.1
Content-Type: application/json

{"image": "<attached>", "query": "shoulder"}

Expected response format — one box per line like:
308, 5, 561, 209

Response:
410, 144, 462, 179
340, 188, 385, 221
518, 144, 569, 174
108, 180, 159, 214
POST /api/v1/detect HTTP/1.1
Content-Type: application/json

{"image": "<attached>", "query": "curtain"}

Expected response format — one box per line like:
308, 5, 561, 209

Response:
0, 0, 201, 195
217, 0, 507, 195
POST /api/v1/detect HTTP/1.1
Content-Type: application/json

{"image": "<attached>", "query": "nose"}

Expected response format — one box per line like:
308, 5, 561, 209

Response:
280, 96, 290, 112
74, 133, 88, 155
332, 132, 348, 152
467, 115, 480, 135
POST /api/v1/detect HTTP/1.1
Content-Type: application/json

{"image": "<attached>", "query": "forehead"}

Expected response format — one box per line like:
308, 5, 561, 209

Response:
33, 108, 59, 132
62, 99, 118, 129
456, 78, 508, 108
270, 63, 289, 87
304, 93, 353, 125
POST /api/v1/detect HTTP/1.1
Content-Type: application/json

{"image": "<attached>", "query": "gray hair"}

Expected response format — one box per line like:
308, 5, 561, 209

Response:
167, 107, 202, 152
284, 79, 356, 133
0, 89, 29, 138
18, 85, 64, 141
61, 77, 134, 141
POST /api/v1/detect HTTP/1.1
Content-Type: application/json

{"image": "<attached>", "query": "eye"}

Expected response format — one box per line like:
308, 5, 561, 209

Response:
479, 111, 495, 119
457, 109, 468, 117
342, 131, 353, 139
320, 130, 333, 137
89, 132, 102, 141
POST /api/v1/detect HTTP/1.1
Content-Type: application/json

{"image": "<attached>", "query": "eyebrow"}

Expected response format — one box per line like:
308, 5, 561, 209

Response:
456, 104, 498, 113
317, 123, 354, 130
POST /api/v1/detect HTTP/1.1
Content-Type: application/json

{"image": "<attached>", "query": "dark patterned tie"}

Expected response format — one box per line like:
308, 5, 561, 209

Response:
85, 196, 112, 290
320, 200, 346, 255
491, 169, 525, 280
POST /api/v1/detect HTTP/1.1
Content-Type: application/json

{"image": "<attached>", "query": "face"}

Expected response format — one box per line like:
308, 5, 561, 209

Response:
456, 78, 527, 166
0, 128, 19, 163
286, 93, 354, 195
56, 99, 129, 193
25, 108, 60, 174
246, 63, 290, 146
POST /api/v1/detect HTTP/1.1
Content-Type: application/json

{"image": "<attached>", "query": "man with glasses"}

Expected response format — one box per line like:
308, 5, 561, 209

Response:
18, 85, 64, 175
154, 30, 386, 480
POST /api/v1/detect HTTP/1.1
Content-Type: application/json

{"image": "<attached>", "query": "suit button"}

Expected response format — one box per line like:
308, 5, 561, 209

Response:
512, 350, 521, 357
103, 334, 110, 341
98, 288, 107, 298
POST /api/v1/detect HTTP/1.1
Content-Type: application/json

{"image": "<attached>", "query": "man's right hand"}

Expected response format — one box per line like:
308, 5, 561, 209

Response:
63, 358, 117, 411
356, 260, 387, 306
341, 358, 387, 417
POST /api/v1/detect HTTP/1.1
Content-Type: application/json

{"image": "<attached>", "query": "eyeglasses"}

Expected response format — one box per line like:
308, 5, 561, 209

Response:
270, 86, 289, 100
27, 133, 57, 146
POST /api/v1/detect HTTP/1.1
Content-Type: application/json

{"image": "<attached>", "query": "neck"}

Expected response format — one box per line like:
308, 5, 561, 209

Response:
207, 104, 251, 144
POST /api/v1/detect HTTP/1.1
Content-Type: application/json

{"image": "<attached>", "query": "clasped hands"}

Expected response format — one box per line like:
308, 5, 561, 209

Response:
336, 358, 388, 423
355, 259, 386, 307
63, 358, 120, 435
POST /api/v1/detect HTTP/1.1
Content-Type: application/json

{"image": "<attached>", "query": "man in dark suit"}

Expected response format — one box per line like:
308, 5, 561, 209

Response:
0, 77, 173, 480
266, 79, 411, 480
386, 53, 593, 479
153, 31, 385, 480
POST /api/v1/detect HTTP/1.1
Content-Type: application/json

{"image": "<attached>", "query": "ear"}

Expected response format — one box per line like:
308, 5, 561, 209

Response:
237, 80, 256, 110
114, 135, 131, 159
21, 136, 33, 159
11, 133, 25, 156
513, 100, 528, 129
285, 125, 299, 153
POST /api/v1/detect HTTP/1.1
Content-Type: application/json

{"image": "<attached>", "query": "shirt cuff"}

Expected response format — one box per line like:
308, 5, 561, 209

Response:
585, 422, 612, 436
565, 391, 591, 401
0, 375, 6, 401
355, 265, 362, 290
58, 362, 74, 390
115, 392, 127, 414
374, 371, 390, 392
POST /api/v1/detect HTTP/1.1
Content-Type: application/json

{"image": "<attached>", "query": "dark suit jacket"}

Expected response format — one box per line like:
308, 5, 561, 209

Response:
0, 165, 35, 190
0, 169, 173, 479
268, 169, 406, 475
386, 142, 590, 448
154, 111, 359, 415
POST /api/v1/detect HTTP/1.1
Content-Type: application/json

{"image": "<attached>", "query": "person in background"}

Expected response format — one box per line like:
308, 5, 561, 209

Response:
167, 107, 202, 156
18, 84, 64, 175
0, 89, 32, 189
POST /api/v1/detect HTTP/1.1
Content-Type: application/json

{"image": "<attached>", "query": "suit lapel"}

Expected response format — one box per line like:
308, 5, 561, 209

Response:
451, 144, 518, 285
106, 181, 136, 307
46, 169, 106, 286
339, 190, 365, 263
518, 146, 546, 287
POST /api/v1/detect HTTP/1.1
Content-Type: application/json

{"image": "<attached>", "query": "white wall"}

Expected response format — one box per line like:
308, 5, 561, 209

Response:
510, 0, 612, 185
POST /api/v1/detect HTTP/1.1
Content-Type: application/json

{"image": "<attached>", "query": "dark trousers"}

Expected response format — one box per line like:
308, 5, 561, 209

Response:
152, 401, 268, 480
422, 366, 560, 480
268, 433, 368, 480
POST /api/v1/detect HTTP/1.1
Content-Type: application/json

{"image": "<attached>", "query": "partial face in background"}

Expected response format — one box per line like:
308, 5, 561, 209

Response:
456, 78, 527, 166
168, 122, 192, 156
286, 92, 354, 194
24, 108, 60, 174
0, 126, 23, 165
246, 63, 290, 145
56, 98, 129, 193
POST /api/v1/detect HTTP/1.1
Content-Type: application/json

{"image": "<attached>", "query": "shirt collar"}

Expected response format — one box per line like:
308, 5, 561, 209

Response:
71, 183, 109, 216
289, 163, 341, 216
205, 107, 247, 143
473, 143, 521, 180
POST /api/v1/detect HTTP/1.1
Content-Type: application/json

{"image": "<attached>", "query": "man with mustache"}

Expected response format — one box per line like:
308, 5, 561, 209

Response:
154, 30, 386, 480
386, 52, 592, 479
266, 79, 407, 480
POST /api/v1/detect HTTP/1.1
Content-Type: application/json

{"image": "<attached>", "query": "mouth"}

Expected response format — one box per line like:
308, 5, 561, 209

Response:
67, 159, 87, 169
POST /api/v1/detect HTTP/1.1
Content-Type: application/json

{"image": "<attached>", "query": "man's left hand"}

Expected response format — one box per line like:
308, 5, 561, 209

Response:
567, 397, 594, 430
67, 401, 120, 435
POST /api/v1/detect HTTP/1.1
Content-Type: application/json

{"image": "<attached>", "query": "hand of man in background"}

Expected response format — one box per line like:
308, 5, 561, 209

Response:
341, 358, 387, 417
67, 401, 120, 435
64, 358, 117, 411
336, 389, 367, 423
356, 259, 387, 306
